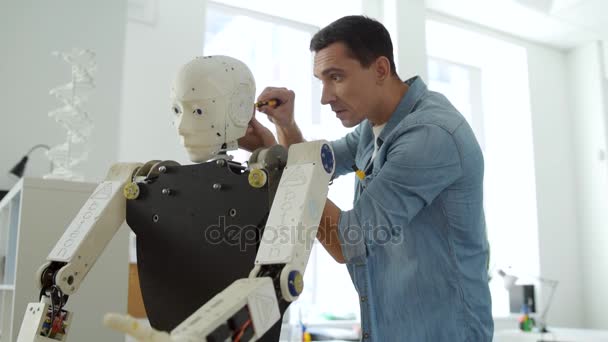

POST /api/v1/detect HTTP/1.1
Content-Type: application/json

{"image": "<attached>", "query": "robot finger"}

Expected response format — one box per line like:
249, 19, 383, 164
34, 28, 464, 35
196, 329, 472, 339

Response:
103, 313, 172, 342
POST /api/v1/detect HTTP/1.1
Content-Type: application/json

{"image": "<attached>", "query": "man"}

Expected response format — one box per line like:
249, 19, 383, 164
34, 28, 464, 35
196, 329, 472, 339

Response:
240, 15, 492, 341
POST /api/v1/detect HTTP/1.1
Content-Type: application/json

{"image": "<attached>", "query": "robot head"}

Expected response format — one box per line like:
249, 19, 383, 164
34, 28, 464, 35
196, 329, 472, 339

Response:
170, 56, 255, 163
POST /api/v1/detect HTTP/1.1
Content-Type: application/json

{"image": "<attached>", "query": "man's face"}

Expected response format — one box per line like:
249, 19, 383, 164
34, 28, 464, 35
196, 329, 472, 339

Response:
313, 42, 378, 127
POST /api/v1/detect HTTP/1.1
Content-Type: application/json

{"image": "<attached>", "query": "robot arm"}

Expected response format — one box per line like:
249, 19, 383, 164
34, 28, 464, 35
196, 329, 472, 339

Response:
16, 162, 145, 341
107, 140, 335, 342
105, 277, 278, 342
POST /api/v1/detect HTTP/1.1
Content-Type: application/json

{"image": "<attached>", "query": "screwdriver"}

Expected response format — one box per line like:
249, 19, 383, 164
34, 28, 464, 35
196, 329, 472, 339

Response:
254, 99, 282, 109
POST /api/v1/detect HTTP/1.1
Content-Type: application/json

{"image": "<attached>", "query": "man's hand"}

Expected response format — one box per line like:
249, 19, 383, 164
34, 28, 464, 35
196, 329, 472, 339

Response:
256, 87, 296, 128
256, 87, 304, 147
238, 111, 278, 152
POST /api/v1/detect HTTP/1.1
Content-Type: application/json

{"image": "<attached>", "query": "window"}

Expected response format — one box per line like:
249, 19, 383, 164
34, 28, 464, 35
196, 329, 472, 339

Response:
203, 0, 362, 326
426, 19, 540, 317
204, 1, 317, 153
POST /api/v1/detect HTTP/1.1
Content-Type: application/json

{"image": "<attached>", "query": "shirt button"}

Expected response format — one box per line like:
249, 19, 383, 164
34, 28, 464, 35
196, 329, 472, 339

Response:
363, 332, 370, 339
360, 296, 367, 302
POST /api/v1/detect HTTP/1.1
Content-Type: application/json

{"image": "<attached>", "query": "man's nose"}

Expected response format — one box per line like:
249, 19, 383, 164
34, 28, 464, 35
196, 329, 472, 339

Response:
320, 85, 336, 105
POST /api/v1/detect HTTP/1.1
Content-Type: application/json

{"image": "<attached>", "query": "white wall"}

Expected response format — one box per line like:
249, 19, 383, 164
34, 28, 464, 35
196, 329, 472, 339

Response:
566, 41, 608, 329
603, 41, 608, 80
526, 43, 584, 328
364, 0, 428, 81
117, 0, 206, 163
394, 0, 428, 81
0, 0, 127, 190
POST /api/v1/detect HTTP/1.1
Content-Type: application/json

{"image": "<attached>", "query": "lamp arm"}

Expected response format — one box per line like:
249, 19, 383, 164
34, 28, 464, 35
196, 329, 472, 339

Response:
26, 144, 51, 156
28, 144, 53, 173
538, 280, 559, 328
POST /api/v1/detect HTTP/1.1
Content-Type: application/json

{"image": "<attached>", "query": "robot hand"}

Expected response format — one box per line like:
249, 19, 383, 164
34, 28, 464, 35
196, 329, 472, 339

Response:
104, 313, 173, 342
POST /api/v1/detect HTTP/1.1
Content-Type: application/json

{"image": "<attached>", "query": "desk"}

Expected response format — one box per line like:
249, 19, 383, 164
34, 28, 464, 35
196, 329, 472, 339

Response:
495, 328, 608, 342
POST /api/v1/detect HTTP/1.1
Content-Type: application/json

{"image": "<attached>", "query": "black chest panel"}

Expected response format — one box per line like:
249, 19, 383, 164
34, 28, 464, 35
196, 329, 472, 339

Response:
126, 161, 281, 339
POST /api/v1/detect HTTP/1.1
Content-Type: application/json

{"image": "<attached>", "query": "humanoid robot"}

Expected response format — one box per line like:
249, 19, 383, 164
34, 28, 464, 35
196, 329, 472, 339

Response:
16, 56, 335, 342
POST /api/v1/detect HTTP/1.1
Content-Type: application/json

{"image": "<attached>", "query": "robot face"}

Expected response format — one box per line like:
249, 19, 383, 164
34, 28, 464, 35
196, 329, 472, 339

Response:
170, 56, 255, 163
171, 96, 226, 163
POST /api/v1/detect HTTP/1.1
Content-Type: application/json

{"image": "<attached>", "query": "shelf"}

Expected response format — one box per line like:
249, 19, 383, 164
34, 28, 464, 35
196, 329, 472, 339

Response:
0, 177, 130, 341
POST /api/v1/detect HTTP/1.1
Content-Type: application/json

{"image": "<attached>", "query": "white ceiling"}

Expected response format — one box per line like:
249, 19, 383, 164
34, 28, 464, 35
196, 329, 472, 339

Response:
425, 0, 608, 50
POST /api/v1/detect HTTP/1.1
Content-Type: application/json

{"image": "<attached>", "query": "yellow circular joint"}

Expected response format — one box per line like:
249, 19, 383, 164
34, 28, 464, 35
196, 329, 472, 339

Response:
248, 169, 267, 188
292, 272, 304, 294
123, 182, 140, 200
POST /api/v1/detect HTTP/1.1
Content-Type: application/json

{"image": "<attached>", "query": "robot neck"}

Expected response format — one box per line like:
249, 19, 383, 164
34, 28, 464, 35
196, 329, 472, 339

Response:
208, 141, 238, 162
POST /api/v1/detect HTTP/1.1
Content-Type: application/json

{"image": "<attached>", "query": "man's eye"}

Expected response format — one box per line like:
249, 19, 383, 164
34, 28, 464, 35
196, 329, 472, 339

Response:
331, 74, 343, 81
193, 108, 203, 115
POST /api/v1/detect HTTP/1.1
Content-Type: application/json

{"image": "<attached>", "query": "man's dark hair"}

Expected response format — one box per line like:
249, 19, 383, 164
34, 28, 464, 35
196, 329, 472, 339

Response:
310, 15, 398, 77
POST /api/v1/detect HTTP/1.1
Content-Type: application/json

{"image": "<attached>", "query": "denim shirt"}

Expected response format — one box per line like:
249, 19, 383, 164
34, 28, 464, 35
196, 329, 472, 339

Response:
330, 77, 493, 341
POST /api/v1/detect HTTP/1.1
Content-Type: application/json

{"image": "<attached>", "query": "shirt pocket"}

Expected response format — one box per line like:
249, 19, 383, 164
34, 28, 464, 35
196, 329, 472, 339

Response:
360, 172, 375, 190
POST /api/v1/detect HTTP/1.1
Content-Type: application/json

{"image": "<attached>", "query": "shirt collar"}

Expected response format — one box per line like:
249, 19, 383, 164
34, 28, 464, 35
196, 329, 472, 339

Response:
372, 76, 427, 143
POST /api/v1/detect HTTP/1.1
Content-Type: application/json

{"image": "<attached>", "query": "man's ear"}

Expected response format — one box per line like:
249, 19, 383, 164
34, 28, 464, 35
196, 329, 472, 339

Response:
374, 56, 391, 84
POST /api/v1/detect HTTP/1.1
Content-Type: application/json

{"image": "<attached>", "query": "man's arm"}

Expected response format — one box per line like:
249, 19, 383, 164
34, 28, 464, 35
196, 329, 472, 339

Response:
316, 199, 346, 264
276, 122, 305, 148
255, 86, 357, 264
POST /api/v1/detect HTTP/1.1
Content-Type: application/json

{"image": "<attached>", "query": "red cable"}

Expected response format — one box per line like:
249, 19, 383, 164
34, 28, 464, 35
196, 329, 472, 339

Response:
233, 319, 252, 342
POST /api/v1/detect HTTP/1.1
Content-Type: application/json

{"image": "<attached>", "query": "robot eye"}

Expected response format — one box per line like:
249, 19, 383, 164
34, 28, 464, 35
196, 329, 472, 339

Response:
194, 108, 203, 115
172, 106, 180, 115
